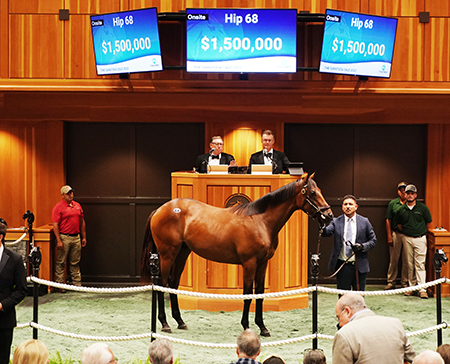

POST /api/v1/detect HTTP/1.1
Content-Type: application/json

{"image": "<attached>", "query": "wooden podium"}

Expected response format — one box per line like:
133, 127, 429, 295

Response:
171, 172, 310, 312
427, 228, 450, 297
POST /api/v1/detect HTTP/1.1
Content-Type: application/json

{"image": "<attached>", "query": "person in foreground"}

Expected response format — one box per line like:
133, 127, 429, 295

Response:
12, 339, 48, 364
332, 292, 415, 364
149, 338, 173, 364
261, 354, 286, 364
413, 350, 444, 364
81, 343, 116, 364
231, 329, 261, 364
303, 349, 326, 364
437, 344, 450, 364
0, 219, 28, 364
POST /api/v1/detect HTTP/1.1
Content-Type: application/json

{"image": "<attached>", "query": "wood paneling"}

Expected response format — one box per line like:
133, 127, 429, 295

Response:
389, 17, 423, 81
9, 15, 64, 78
0, 121, 64, 228
426, 1, 450, 17
367, 0, 423, 17
64, 15, 99, 79
10, 0, 63, 14
426, 124, 450, 231
424, 18, 450, 82
65, 0, 120, 15
305, 0, 361, 13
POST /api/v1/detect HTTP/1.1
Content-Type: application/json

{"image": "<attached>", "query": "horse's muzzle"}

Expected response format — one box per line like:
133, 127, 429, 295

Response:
317, 208, 333, 227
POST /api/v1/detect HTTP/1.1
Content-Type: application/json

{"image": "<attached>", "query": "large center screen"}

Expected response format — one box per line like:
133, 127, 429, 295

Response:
186, 8, 297, 73
90, 7, 163, 75
319, 9, 398, 78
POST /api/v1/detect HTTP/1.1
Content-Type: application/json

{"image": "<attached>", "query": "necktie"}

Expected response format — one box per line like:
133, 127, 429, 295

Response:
211, 155, 220, 160
264, 152, 273, 159
345, 218, 353, 258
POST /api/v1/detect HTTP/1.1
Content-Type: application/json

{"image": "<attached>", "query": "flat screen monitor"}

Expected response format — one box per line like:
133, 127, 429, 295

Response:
90, 7, 163, 75
186, 8, 297, 73
319, 9, 398, 78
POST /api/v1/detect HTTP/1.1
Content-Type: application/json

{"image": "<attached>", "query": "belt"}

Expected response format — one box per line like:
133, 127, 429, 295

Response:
61, 233, 79, 237
405, 234, 425, 238
338, 259, 355, 266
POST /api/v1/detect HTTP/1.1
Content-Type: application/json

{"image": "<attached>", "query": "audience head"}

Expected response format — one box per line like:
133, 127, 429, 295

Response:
0, 218, 7, 244
413, 350, 445, 364
148, 338, 173, 364
437, 344, 450, 364
335, 293, 367, 328
303, 349, 326, 364
236, 329, 261, 359
261, 354, 286, 364
81, 343, 115, 364
12, 339, 49, 364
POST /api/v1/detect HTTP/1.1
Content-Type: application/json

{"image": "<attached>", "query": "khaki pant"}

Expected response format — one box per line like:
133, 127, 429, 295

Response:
402, 234, 427, 292
54, 234, 82, 286
387, 231, 408, 286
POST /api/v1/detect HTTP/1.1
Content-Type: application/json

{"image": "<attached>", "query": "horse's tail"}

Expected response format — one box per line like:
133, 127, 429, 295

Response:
140, 210, 158, 284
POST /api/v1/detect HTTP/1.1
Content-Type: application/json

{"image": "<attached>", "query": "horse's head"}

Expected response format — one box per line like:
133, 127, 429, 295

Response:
297, 172, 333, 228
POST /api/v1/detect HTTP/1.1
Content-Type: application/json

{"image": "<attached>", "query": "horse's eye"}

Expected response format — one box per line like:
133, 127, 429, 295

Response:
311, 191, 317, 197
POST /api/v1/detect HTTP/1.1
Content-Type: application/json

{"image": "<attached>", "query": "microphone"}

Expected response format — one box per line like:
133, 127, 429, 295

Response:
209, 148, 215, 155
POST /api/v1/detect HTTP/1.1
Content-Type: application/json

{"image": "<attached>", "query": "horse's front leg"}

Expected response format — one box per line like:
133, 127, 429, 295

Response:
241, 260, 257, 331
254, 261, 270, 337
157, 290, 171, 333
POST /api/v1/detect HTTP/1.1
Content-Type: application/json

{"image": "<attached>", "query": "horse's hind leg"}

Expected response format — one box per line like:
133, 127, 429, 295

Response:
255, 261, 270, 337
168, 243, 191, 330
240, 260, 257, 331
157, 290, 171, 333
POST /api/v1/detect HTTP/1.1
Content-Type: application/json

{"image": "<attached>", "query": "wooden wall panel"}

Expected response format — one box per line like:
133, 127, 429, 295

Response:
9, 15, 64, 78
0, 121, 64, 229
10, 0, 63, 14
426, 124, 450, 231
426, 1, 450, 17
389, 17, 423, 81
0, 0, 8, 78
305, 0, 361, 13
65, 0, 120, 14
367, 0, 423, 16
424, 18, 450, 82
64, 14, 101, 79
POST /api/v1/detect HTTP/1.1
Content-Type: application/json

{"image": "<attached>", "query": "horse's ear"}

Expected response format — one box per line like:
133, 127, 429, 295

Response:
310, 172, 315, 179
301, 172, 309, 181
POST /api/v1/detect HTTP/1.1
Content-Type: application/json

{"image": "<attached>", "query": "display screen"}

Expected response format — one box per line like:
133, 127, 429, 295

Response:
319, 9, 398, 78
186, 8, 297, 73
90, 7, 163, 75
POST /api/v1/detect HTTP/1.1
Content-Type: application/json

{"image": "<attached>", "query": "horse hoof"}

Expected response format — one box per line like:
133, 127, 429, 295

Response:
161, 324, 172, 333
178, 323, 188, 330
260, 328, 271, 337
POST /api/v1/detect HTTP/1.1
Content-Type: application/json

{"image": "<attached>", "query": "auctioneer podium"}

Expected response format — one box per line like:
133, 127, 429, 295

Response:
171, 172, 309, 312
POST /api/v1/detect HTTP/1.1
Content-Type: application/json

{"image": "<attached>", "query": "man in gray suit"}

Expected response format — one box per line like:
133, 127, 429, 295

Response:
333, 293, 416, 363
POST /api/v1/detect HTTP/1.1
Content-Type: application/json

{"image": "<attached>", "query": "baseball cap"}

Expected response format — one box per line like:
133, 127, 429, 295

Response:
405, 184, 417, 193
60, 185, 73, 194
397, 182, 407, 189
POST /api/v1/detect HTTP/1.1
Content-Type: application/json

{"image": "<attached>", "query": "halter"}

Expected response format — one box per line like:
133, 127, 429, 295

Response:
300, 182, 331, 222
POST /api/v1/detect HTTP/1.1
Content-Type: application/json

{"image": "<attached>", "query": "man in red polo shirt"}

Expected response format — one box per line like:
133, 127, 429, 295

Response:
52, 185, 87, 292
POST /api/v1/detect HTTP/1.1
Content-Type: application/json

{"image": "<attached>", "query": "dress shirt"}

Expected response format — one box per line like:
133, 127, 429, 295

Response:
263, 149, 273, 166
0, 243, 3, 261
209, 154, 221, 165
340, 216, 357, 261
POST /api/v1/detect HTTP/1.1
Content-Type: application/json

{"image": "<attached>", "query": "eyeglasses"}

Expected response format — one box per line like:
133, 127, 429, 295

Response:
335, 308, 346, 322
212, 142, 223, 146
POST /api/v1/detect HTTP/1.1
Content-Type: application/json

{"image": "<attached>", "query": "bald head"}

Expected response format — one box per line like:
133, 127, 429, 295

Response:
335, 293, 367, 328
413, 350, 444, 364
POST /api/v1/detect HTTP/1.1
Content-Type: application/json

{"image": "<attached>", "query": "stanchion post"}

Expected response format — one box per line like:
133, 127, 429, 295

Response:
433, 248, 448, 347
149, 253, 160, 342
310, 253, 320, 350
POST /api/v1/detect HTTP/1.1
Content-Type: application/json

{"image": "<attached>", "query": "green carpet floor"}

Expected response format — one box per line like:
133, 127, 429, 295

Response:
11, 285, 450, 364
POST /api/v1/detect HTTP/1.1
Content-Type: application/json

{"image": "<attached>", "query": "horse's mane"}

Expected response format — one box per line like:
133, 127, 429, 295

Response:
231, 180, 298, 216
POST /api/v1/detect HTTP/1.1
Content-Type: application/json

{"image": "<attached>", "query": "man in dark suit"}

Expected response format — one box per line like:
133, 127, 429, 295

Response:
0, 219, 28, 364
195, 136, 236, 173
247, 130, 290, 174
323, 195, 377, 291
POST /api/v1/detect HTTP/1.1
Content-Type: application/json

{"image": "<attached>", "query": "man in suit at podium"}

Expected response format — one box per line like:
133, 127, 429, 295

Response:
195, 136, 236, 173
247, 130, 290, 174
0, 219, 28, 364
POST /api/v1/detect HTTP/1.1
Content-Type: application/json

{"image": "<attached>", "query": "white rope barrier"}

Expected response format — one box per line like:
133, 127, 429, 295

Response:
28, 276, 450, 300
19, 276, 449, 349
5, 231, 28, 246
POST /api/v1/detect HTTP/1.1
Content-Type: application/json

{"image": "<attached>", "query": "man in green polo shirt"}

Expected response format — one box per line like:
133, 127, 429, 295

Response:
385, 182, 409, 290
397, 184, 432, 299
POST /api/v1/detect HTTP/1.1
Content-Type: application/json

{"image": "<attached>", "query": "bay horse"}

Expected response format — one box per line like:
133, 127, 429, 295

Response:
140, 172, 333, 337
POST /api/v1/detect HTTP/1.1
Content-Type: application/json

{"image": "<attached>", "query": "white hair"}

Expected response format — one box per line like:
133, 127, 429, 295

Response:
148, 338, 173, 364
413, 350, 445, 364
81, 343, 114, 364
